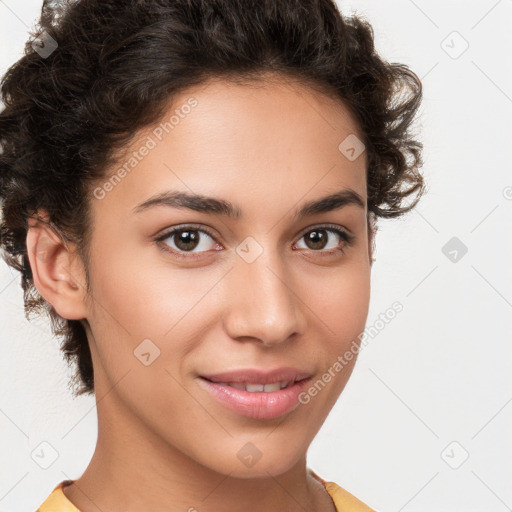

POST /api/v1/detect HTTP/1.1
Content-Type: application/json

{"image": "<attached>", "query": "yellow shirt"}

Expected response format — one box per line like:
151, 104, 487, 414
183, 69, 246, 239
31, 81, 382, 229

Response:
36, 470, 376, 511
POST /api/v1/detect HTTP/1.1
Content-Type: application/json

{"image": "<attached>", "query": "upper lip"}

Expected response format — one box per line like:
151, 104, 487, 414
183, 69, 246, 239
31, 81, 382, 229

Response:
200, 367, 312, 385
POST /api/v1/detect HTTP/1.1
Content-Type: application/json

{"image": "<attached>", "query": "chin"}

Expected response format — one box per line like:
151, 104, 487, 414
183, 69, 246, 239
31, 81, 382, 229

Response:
199, 438, 305, 479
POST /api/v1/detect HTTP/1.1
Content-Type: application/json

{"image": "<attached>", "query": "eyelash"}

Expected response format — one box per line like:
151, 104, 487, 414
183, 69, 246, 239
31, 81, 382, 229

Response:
155, 223, 355, 260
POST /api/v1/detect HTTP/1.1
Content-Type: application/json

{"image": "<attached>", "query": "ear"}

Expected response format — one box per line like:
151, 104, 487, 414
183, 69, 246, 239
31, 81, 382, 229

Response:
26, 209, 89, 320
367, 212, 377, 266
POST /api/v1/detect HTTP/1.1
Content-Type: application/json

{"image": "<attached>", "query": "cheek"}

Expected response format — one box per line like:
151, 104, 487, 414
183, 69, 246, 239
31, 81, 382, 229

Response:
86, 235, 195, 333
332, 274, 370, 340
297, 274, 370, 417
307, 262, 371, 395
85, 239, 224, 381
310, 260, 371, 340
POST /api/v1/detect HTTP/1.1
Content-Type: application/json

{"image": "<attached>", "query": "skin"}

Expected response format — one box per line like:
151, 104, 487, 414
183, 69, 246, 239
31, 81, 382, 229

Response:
27, 74, 373, 512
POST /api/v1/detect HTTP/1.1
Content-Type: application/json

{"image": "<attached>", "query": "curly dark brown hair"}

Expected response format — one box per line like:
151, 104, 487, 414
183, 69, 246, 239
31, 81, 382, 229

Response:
0, 0, 424, 397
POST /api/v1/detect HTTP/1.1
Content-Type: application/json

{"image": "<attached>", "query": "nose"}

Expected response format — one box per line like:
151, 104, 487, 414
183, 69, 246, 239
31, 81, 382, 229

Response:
222, 245, 307, 347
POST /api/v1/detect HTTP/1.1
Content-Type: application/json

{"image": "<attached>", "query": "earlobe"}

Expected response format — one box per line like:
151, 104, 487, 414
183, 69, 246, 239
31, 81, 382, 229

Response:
26, 211, 88, 320
367, 212, 377, 267
368, 234, 376, 266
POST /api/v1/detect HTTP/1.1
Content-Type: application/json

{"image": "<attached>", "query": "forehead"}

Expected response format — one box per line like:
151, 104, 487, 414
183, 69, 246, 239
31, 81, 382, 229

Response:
95, 75, 367, 220
174, 74, 365, 153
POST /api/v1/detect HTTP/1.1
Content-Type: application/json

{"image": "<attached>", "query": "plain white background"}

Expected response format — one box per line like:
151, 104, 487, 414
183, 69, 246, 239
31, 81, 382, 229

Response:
0, 1, 511, 511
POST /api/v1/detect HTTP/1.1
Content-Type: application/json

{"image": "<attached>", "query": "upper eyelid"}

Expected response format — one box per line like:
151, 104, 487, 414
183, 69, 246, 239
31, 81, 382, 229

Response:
297, 223, 352, 237
156, 223, 216, 241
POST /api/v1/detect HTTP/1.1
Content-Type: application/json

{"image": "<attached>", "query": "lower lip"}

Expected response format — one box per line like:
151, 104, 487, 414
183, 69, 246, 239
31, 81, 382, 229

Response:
198, 377, 311, 420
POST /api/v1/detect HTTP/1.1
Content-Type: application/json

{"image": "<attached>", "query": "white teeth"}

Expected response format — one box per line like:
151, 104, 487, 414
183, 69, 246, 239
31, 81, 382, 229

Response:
221, 381, 293, 392
245, 383, 265, 392
210, 380, 294, 391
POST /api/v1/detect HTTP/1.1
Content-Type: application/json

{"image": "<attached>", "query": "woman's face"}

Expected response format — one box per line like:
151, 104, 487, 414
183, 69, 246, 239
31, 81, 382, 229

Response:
82, 76, 372, 477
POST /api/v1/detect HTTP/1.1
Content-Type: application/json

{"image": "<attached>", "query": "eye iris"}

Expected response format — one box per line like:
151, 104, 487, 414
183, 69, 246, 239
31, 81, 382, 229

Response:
306, 229, 328, 250
174, 229, 200, 251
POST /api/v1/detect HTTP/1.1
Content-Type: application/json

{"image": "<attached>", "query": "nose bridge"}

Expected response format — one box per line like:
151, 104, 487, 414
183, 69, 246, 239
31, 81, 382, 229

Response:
223, 238, 305, 345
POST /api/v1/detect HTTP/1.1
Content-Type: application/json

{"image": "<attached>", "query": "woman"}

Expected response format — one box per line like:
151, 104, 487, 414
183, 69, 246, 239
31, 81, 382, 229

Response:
0, 0, 424, 510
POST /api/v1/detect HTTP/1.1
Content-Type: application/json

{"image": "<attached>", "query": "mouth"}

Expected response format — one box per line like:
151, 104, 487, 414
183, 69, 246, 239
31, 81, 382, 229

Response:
197, 367, 313, 420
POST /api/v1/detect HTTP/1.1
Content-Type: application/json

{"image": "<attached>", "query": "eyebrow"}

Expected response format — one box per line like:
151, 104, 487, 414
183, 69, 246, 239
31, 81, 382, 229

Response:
132, 188, 365, 220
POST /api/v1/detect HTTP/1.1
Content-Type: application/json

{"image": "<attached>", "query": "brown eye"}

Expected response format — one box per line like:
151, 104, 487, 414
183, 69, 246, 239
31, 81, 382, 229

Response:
303, 229, 330, 250
156, 225, 218, 256
295, 225, 354, 254
172, 229, 201, 251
